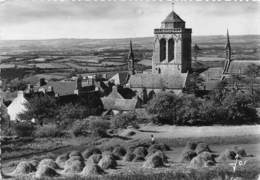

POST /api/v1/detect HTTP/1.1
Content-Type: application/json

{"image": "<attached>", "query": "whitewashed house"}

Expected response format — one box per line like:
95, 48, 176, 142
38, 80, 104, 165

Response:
7, 91, 29, 121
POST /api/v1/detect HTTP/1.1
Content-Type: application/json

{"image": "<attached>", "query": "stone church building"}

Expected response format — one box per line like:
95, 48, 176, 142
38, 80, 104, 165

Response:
127, 10, 191, 99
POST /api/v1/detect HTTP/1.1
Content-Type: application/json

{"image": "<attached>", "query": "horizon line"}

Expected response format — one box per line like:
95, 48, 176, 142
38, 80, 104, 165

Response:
1, 34, 260, 41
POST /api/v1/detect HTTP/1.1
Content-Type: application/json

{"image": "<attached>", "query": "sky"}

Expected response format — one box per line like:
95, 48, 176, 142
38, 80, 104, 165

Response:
0, 0, 259, 40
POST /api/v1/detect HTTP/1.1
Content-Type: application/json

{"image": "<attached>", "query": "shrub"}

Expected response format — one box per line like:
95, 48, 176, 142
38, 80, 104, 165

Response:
111, 112, 139, 129
70, 119, 89, 137
14, 122, 35, 137
34, 125, 64, 138
89, 120, 110, 137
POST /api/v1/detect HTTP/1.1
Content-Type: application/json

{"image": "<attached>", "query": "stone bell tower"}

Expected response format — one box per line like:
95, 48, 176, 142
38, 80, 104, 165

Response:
152, 10, 192, 75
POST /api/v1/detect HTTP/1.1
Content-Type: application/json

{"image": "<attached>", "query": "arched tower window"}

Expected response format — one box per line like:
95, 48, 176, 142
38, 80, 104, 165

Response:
168, 38, 174, 62
159, 38, 166, 62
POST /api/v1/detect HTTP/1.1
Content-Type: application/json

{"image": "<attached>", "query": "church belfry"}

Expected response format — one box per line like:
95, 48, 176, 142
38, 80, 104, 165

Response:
128, 40, 135, 75
152, 10, 192, 74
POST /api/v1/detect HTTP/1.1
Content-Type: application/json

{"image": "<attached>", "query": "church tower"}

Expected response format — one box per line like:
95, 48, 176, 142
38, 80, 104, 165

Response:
128, 40, 135, 75
152, 10, 192, 75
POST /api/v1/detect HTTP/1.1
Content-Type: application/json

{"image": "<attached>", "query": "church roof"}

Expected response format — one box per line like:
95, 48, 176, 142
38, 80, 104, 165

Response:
162, 11, 185, 23
129, 73, 188, 89
227, 60, 260, 74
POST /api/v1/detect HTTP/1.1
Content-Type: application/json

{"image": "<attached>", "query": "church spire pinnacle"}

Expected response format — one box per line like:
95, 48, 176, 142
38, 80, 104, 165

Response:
225, 29, 231, 60
128, 40, 135, 75
223, 29, 232, 74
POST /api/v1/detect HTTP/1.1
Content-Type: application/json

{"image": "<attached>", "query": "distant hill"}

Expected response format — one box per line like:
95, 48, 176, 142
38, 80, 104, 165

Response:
0, 35, 259, 55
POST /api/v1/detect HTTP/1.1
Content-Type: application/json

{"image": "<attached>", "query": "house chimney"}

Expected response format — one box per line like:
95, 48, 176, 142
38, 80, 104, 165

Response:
17, 90, 24, 97
40, 78, 46, 86
76, 76, 82, 90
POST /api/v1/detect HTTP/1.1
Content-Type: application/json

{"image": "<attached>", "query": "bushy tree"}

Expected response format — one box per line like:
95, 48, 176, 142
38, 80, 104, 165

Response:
111, 112, 139, 129
56, 103, 91, 128
18, 95, 57, 125
176, 95, 205, 125
146, 92, 181, 124
222, 91, 258, 124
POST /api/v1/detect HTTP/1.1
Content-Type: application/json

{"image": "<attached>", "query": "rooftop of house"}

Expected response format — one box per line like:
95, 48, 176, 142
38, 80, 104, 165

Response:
128, 73, 188, 89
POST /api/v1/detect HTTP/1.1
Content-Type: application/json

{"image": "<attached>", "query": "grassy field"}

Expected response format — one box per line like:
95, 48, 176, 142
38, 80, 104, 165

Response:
2, 125, 260, 180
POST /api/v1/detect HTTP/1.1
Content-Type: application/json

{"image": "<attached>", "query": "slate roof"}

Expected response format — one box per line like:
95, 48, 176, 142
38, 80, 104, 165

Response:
128, 73, 188, 89
200, 67, 223, 81
36, 81, 77, 96
101, 97, 139, 111
109, 72, 130, 85
227, 60, 260, 74
162, 11, 185, 23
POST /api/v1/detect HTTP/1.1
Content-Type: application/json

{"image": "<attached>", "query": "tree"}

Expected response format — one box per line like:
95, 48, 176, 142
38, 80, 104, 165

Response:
222, 91, 258, 124
146, 92, 181, 124
193, 44, 201, 61
8, 78, 28, 91
185, 72, 204, 94
18, 95, 57, 125
56, 103, 91, 128
176, 95, 205, 125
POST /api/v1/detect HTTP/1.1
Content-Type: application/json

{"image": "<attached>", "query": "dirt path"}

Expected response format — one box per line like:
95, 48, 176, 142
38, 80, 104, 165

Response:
132, 124, 260, 139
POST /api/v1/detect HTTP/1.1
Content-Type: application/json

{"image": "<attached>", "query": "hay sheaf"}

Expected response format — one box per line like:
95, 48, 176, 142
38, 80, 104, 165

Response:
86, 154, 102, 164
112, 146, 127, 157
189, 152, 216, 168
123, 152, 136, 162
143, 154, 164, 168
81, 163, 105, 176
184, 141, 197, 151
82, 148, 102, 160
68, 155, 84, 162
98, 154, 117, 169
180, 150, 197, 162
103, 151, 120, 160
65, 157, 85, 168
35, 165, 60, 178
28, 160, 39, 167
195, 143, 212, 154
56, 153, 69, 168
133, 146, 148, 158
69, 150, 82, 158
63, 160, 84, 174
216, 149, 237, 162
11, 161, 36, 175
38, 159, 59, 169
147, 150, 168, 163
133, 156, 145, 162
147, 143, 170, 154
233, 146, 247, 157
